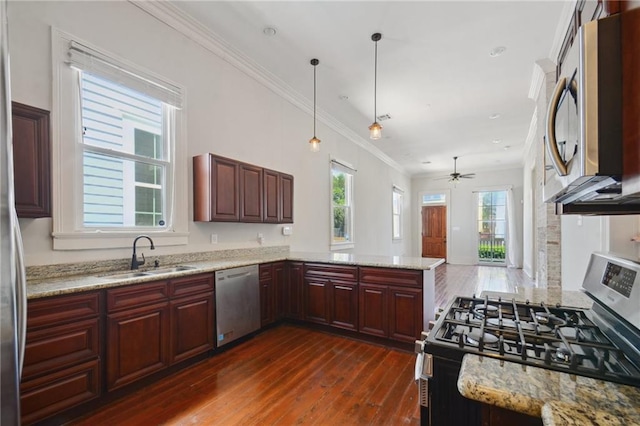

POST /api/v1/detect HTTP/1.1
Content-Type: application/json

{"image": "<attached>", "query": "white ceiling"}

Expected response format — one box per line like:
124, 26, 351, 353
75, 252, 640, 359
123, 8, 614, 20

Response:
171, 1, 567, 177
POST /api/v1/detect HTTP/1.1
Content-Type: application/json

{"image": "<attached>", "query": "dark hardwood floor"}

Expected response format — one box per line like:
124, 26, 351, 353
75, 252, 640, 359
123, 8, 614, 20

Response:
67, 265, 533, 426
70, 325, 420, 426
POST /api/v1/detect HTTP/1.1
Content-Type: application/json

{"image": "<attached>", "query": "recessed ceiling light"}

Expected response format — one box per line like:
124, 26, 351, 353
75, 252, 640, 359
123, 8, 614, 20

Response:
489, 113, 501, 120
492, 139, 502, 144
489, 46, 506, 57
339, 95, 349, 101
263, 27, 277, 36
377, 114, 391, 121
422, 161, 431, 165
503, 145, 511, 151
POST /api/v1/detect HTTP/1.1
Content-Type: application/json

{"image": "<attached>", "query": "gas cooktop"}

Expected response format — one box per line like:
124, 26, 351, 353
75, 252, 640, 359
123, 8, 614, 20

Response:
426, 295, 640, 387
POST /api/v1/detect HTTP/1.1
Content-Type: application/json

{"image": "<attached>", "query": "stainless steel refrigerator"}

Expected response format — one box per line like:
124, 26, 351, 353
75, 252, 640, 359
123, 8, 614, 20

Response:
1, 0, 27, 423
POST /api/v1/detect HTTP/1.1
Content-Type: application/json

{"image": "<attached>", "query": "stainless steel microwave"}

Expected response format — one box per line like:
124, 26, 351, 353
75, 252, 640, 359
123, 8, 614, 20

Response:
544, 14, 622, 205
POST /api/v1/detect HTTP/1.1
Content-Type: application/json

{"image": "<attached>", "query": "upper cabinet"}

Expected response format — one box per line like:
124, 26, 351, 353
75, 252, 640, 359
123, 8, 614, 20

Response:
12, 102, 51, 218
193, 153, 294, 224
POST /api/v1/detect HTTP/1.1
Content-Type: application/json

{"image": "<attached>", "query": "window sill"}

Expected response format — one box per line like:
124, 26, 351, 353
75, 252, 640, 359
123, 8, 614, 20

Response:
52, 231, 189, 250
330, 242, 354, 251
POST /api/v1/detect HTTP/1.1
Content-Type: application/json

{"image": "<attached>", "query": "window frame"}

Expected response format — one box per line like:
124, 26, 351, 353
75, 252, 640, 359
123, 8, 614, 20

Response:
330, 160, 355, 251
51, 29, 188, 250
392, 185, 404, 241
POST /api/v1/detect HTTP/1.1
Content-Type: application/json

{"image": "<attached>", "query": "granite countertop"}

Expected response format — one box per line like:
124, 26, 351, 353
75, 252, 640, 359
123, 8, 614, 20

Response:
26, 250, 445, 299
458, 354, 640, 425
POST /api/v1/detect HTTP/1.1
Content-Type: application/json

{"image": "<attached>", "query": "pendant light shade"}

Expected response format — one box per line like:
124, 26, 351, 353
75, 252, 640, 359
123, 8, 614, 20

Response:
369, 33, 382, 140
309, 58, 320, 152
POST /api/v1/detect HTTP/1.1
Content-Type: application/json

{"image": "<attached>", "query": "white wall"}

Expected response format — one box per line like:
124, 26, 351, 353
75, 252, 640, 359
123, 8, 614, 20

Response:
8, 1, 412, 265
411, 167, 524, 265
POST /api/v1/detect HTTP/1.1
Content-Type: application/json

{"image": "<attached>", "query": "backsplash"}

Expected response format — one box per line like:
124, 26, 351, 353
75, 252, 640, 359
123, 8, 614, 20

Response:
26, 245, 289, 281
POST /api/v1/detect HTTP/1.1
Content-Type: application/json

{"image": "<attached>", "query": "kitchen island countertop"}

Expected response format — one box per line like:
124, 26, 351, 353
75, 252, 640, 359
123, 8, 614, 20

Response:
458, 354, 640, 425
26, 249, 445, 299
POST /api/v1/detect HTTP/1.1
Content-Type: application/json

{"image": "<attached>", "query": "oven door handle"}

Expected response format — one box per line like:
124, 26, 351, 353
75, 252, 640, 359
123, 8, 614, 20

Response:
545, 76, 569, 177
414, 351, 433, 382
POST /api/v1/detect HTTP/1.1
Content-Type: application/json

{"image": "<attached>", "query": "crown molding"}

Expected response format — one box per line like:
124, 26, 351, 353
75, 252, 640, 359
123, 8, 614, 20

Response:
129, 0, 406, 175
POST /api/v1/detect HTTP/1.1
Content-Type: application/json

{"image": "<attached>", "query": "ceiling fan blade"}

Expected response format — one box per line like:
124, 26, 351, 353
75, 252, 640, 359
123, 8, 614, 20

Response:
459, 173, 475, 178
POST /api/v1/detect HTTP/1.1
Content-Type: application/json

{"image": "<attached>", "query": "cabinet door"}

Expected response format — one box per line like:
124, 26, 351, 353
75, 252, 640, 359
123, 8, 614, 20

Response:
170, 292, 214, 365
303, 277, 329, 324
388, 286, 423, 343
273, 262, 285, 320
239, 163, 263, 222
211, 155, 240, 221
260, 278, 275, 327
359, 283, 388, 338
285, 262, 304, 319
106, 302, 170, 391
328, 280, 358, 331
11, 102, 51, 218
263, 169, 280, 223
280, 173, 294, 223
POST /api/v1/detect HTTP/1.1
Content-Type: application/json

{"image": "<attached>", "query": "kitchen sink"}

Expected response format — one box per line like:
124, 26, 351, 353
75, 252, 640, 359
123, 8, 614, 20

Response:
145, 265, 198, 275
100, 265, 198, 280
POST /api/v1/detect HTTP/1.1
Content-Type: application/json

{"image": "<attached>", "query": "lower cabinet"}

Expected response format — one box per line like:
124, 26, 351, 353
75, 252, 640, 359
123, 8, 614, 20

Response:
359, 267, 423, 343
107, 275, 215, 390
283, 261, 303, 320
20, 292, 102, 425
260, 262, 285, 327
107, 301, 170, 391
303, 264, 359, 331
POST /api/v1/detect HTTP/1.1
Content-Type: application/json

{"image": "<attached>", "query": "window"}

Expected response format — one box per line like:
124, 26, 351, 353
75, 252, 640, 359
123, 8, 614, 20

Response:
331, 161, 355, 249
422, 193, 446, 205
52, 30, 188, 250
81, 72, 169, 229
392, 186, 403, 240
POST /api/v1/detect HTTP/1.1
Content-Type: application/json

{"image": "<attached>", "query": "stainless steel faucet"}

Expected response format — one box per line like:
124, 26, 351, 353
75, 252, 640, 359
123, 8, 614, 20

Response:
131, 235, 155, 270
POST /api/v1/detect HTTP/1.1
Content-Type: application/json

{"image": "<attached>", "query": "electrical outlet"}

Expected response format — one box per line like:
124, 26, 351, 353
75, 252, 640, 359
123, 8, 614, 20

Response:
257, 233, 264, 245
210, 234, 218, 244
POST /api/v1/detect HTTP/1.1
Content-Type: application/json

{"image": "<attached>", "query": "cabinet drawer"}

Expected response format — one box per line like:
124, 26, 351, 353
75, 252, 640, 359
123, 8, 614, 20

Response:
27, 292, 100, 329
168, 274, 214, 298
23, 318, 100, 380
359, 267, 422, 288
20, 359, 101, 425
107, 281, 168, 313
304, 263, 358, 281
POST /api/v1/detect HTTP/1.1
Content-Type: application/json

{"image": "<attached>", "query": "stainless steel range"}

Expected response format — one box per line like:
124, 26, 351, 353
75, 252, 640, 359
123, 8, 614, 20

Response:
415, 252, 640, 426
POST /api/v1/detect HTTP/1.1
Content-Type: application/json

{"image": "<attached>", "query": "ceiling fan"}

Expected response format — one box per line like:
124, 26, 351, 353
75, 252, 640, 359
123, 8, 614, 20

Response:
438, 156, 475, 182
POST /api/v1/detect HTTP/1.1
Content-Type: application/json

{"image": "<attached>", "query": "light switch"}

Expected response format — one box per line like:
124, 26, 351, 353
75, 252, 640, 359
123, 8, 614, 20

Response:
282, 226, 293, 236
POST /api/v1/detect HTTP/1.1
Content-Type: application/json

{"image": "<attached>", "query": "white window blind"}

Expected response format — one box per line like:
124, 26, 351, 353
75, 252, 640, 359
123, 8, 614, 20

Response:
67, 40, 183, 109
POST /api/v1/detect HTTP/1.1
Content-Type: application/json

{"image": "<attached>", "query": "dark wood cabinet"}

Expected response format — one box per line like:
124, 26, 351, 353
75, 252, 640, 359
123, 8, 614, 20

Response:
260, 263, 276, 326
11, 102, 51, 218
263, 169, 280, 223
193, 154, 239, 222
481, 404, 542, 426
303, 264, 358, 330
107, 275, 214, 390
194, 153, 294, 223
21, 292, 101, 425
359, 283, 388, 338
280, 173, 294, 223
106, 298, 170, 391
622, 8, 640, 196
327, 280, 358, 331
240, 163, 263, 222
283, 261, 303, 320
168, 274, 215, 365
359, 267, 423, 343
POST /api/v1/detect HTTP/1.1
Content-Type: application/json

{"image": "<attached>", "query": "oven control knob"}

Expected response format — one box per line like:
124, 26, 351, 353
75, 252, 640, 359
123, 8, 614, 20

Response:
414, 340, 425, 354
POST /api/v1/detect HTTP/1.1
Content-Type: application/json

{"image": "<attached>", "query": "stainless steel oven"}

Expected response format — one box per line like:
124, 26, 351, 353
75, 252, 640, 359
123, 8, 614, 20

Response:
415, 252, 640, 425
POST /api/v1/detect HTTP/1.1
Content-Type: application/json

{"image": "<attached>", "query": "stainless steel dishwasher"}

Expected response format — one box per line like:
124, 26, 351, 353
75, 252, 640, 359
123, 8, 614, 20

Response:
215, 265, 260, 347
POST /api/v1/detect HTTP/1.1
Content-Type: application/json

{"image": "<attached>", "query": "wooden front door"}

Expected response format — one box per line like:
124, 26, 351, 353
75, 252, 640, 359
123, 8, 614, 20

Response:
422, 206, 446, 260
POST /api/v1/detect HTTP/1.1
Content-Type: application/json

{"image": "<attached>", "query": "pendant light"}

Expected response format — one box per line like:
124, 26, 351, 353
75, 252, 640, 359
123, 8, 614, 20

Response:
369, 33, 383, 140
309, 58, 321, 152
